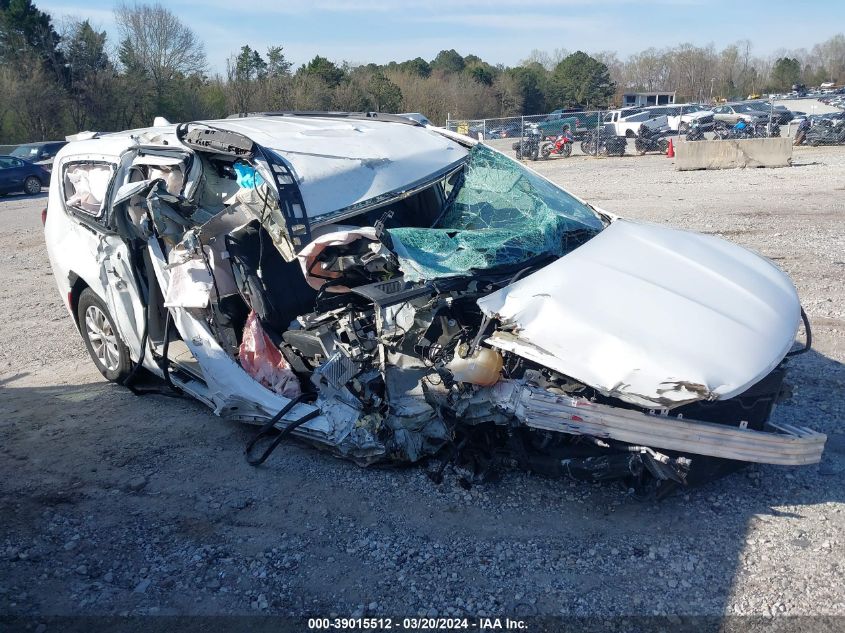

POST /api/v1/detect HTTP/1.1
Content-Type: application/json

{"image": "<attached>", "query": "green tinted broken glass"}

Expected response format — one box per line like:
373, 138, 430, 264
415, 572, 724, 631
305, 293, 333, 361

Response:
388, 144, 604, 281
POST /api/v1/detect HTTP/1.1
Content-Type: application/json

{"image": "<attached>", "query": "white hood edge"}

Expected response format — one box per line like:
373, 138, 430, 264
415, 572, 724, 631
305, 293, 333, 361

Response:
477, 219, 801, 409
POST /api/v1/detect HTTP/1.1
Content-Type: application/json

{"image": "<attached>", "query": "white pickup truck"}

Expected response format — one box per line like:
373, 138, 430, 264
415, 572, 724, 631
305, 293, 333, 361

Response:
603, 109, 669, 138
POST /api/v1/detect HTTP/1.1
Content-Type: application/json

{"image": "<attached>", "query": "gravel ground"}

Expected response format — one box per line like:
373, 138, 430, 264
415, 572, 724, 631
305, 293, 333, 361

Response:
1, 145, 844, 623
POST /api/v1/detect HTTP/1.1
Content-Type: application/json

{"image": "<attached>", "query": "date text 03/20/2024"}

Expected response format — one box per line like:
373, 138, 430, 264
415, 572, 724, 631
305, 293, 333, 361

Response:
307, 617, 528, 630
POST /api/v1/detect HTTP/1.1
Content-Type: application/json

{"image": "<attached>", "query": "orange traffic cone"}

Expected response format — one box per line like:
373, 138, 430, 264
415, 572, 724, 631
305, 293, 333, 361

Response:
667, 138, 675, 158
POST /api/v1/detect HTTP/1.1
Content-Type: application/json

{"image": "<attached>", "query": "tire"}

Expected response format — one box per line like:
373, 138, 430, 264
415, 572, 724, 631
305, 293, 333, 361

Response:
530, 145, 539, 161
24, 176, 41, 196
580, 140, 591, 155
562, 143, 572, 158
658, 139, 668, 153
77, 288, 133, 382
635, 139, 645, 154
540, 143, 552, 159
625, 130, 636, 138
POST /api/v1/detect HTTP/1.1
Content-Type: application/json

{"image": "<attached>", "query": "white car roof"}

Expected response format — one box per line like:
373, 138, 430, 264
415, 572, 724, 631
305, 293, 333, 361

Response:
61, 115, 469, 219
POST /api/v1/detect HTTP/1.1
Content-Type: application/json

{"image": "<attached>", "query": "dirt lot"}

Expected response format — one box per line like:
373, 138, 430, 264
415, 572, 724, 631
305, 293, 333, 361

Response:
1, 146, 844, 623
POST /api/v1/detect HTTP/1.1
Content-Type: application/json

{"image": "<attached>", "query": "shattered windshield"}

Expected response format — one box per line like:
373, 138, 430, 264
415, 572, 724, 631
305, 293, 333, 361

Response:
387, 144, 604, 281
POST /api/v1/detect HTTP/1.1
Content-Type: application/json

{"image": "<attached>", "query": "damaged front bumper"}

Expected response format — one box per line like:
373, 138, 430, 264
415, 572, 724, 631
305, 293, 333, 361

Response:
505, 383, 826, 466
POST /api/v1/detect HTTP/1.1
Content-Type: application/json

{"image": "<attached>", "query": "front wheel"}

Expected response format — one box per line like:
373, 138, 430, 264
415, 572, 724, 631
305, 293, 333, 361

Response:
24, 176, 41, 195
77, 288, 133, 382
561, 143, 572, 158
634, 139, 645, 154
658, 139, 669, 153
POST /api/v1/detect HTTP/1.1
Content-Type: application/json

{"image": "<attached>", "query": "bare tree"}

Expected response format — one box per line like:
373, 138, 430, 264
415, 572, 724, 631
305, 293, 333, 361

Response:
6, 57, 67, 140
812, 34, 845, 84
621, 48, 672, 91
492, 72, 523, 117
114, 2, 206, 98
669, 43, 716, 102
226, 46, 266, 114
521, 48, 569, 72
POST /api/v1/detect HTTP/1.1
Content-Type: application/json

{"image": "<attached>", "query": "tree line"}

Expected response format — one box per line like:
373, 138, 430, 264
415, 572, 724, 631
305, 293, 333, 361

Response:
1, 0, 843, 143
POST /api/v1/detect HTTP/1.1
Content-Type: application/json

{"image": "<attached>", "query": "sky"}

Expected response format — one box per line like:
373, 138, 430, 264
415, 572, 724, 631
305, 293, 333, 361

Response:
38, 0, 845, 74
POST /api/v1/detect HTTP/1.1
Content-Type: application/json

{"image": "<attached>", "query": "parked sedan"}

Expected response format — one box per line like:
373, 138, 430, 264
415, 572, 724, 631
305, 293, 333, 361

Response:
0, 155, 50, 196
487, 121, 522, 139
746, 102, 796, 125
11, 141, 67, 169
712, 103, 770, 127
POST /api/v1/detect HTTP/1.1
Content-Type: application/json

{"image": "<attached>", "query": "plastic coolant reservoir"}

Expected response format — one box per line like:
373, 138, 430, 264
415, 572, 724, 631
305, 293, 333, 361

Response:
447, 345, 504, 386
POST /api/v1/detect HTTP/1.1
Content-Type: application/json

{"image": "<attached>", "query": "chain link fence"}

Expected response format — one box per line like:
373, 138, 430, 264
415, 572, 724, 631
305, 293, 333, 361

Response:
445, 100, 845, 158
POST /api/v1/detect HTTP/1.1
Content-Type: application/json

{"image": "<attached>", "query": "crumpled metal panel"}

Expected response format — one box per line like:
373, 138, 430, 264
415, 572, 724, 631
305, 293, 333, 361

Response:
478, 219, 802, 408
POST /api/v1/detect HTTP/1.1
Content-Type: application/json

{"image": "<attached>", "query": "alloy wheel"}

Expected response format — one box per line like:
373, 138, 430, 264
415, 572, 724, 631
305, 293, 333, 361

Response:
24, 177, 41, 195
84, 304, 120, 371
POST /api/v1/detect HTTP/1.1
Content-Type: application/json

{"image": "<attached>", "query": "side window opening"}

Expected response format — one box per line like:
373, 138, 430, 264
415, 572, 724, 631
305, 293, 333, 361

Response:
63, 162, 114, 218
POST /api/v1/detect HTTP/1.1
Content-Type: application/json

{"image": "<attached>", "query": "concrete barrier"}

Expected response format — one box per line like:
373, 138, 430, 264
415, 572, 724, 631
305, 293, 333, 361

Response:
675, 137, 792, 170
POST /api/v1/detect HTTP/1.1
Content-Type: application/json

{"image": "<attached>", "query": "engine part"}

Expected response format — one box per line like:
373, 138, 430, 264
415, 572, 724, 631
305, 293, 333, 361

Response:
446, 344, 503, 386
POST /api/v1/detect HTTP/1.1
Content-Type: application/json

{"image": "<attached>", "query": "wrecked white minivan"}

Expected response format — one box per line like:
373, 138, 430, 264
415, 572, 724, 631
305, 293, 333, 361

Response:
44, 113, 825, 495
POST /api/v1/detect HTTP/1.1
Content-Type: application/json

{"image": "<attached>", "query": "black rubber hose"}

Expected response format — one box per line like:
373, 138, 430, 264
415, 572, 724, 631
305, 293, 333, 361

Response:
245, 392, 320, 466
119, 320, 149, 392
787, 307, 812, 357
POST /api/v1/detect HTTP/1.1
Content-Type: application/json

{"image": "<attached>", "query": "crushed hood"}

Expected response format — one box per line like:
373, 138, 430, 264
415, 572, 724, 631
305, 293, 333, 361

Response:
477, 219, 801, 409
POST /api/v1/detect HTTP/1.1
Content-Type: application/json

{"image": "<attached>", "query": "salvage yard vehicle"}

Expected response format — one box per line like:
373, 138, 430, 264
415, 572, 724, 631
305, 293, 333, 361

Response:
712, 103, 770, 128
44, 112, 825, 496
664, 104, 715, 132
581, 128, 627, 156
634, 124, 669, 154
11, 140, 67, 170
0, 155, 50, 196
804, 119, 845, 145
603, 109, 667, 138
536, 109, 602, 138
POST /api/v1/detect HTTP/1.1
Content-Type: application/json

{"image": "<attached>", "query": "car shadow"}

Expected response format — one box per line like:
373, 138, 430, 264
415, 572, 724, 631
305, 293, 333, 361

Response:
0, 346, 842, 623
0, 191, 48, 202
